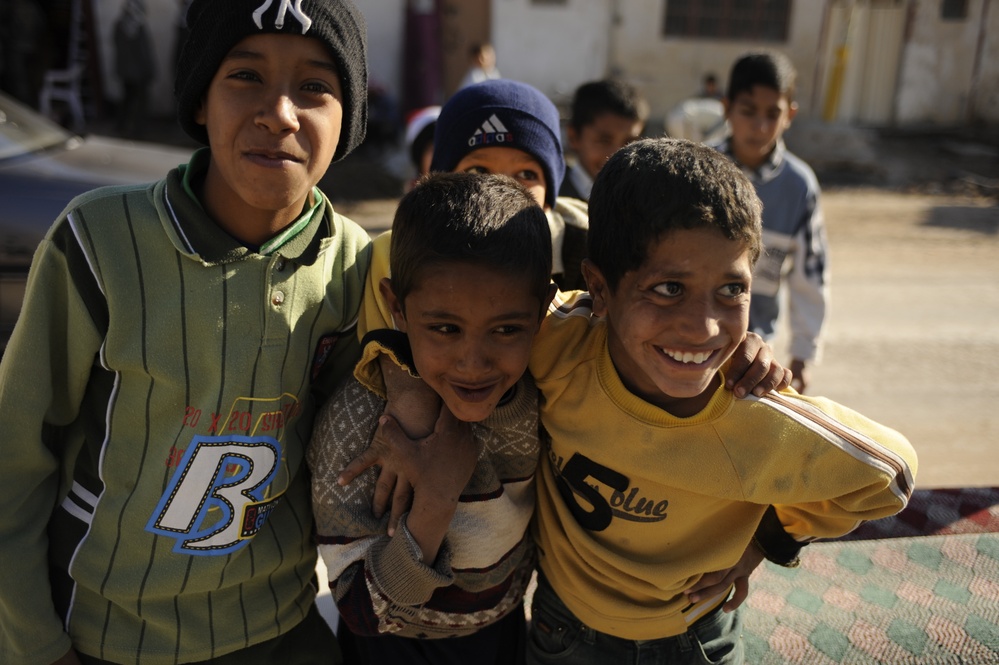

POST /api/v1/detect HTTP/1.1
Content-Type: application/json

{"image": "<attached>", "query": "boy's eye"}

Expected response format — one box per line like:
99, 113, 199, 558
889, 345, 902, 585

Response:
428, 323, 460, 335
228, 69, 261, 83
720, 283, 749, 298
302, 80, 336, 95
515, 169, 540, 182
652, 282, 682, 297
495, 324, 526, 336
463, 165, 492, 175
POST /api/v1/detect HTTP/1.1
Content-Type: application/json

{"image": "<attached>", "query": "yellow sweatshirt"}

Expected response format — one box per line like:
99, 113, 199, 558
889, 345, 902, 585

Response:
527, 291, 916, 640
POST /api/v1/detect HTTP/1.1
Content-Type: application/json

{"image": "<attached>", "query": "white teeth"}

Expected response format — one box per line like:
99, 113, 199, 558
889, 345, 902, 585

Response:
664, 349, 710, 364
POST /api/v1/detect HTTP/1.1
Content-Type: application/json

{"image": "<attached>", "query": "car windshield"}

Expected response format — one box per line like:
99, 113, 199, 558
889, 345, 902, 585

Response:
0, 92, 77, 161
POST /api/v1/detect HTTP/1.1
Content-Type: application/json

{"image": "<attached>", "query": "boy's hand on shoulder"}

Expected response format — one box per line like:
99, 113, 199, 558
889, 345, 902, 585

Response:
684, 540, 765, 613
378, 410, 480, 563
726, 332, 793, 397
403, 409, 480, 505
340, 409, 478, 536
337, 425, 412, 534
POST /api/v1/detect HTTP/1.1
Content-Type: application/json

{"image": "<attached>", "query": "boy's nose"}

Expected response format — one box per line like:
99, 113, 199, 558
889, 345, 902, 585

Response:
455, 344, 492, 374
257, 94, 300, 133
677, 297, 721, 340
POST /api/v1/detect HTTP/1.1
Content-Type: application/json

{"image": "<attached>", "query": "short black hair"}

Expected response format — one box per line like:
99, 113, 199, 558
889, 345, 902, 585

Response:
588, 138, 762, 291
390, 172, 552, 307
569, 79, 649, 133
726, 50, 797, 102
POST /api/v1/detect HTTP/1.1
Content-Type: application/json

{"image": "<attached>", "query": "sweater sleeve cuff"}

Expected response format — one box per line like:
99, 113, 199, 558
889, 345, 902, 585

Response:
368, 513, 454, 606
353, 330, 418, 397
753, 505, 806, 568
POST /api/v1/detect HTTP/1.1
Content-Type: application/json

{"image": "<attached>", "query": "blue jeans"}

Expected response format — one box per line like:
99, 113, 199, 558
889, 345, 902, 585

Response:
527, 574, 744, 665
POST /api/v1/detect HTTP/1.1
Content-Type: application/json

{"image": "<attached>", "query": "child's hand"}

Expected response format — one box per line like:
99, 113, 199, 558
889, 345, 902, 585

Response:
725, 332, 793, 397
338, 426, 410, 529
790, 358, 809, 393
684, 540, 765, 612
374, 409, 478, 562
338, 409, 476, 537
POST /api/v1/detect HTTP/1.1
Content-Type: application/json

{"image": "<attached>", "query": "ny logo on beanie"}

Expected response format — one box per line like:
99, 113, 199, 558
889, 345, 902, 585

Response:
252, 0, 312, 32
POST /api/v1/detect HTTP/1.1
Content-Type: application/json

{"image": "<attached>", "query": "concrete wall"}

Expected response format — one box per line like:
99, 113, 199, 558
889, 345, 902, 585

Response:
894, 0, 990, 125
491, 0, 611, 107
353, 0, 407, 96
972, 2, 999, 124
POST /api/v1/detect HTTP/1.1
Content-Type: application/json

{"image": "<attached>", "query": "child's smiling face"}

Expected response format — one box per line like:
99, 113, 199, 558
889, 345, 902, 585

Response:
384, 262, 550, 423
584, 225, 753, 417
195, 33, 343, 241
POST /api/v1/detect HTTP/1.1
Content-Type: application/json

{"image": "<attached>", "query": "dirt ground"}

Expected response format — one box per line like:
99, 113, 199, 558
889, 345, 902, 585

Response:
786, 187, 998, 489
332, 130, 999, 491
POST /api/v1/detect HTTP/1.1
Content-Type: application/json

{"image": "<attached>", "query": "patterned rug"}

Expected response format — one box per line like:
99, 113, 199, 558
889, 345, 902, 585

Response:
842, 487, 999, 541
744, 533, 999, 663
517, 489, 999, 662
743, 488, 999, 662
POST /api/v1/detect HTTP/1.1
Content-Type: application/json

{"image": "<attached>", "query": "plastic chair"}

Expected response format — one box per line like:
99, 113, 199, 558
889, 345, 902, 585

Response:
38, 0, 87, 132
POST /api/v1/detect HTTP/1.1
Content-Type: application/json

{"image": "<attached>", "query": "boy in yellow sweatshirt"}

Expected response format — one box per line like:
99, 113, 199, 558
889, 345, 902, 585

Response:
524, 138, 916, 664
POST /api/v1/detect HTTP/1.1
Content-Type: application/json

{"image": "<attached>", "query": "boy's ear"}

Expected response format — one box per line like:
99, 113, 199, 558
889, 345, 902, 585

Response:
784, 101, 798, 128
581, 259, 610, 317
378, 277, 407, 333
722, 98, 731, 119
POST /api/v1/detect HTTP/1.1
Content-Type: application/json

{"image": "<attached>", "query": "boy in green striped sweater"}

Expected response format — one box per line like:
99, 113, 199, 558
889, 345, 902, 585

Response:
0, 1, 371, 663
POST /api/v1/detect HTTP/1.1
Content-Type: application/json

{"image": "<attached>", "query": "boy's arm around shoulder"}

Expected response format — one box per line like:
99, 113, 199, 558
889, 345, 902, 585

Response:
752, 390, 917, 541
307, 378, 457, 637
0, 225, 104, 664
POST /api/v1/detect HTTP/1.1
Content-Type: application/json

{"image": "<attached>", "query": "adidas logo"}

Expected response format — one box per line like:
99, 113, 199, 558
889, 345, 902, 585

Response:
467, 114, 515, 148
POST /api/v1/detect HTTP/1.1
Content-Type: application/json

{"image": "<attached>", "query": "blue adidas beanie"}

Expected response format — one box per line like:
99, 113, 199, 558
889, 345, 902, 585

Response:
431, 80, 565, 208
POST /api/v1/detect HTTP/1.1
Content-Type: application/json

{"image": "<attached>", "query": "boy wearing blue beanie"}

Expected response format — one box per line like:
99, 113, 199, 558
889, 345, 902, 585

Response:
0, 0, 371, 663
432, 79, 590, 291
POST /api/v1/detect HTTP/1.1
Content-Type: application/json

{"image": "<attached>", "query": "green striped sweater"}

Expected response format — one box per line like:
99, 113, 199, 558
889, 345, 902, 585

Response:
0, 157, 371, 664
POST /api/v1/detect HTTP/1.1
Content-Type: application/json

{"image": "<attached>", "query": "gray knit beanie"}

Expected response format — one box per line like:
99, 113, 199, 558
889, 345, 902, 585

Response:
175, 0, 368, 162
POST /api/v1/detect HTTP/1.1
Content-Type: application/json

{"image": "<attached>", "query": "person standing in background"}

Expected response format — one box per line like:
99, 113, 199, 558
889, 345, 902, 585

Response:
458, 42, 500, 90
715, 51, 829, 393
113, 0, 155, 138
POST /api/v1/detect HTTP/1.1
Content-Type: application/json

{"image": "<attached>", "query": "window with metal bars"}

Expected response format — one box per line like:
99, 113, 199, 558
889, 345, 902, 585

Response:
940, 0, 968, 20
663, 0, 792, 41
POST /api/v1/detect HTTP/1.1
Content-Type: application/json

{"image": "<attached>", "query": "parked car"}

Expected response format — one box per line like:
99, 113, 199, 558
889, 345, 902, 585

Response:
0, 91, 193, 349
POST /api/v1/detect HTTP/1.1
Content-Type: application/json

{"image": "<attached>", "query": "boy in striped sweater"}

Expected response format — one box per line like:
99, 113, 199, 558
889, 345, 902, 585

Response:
0, 1, 371, 663
308, 172, 555, 664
